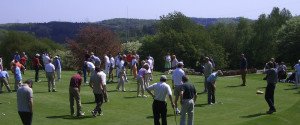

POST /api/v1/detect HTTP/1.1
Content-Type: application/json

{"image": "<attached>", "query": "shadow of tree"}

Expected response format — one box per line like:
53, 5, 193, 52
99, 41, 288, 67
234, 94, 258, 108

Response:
146, 114, 175, 119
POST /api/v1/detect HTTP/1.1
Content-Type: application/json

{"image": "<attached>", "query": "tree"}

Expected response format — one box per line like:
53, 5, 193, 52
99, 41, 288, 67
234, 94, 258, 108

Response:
276, 16, 300, 65
67, 25, 122, 68
139, 12, 227, 70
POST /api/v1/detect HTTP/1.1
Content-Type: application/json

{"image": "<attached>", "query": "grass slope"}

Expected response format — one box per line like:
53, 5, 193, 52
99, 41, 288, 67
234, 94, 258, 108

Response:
0, 70, 299, 125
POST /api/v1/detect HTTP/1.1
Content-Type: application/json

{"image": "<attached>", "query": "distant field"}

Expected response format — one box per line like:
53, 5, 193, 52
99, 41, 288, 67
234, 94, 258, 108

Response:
0, 70, 299, 125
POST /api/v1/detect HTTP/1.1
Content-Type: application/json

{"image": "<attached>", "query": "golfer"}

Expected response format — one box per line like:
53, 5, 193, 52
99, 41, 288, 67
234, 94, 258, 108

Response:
264, 62, 278, 114
207, 70, 223, 104
172, 62, 185, 114
146, 75, 175, 125
69, 70, 84, 117
89, 67, 104, 117
180, 76, 197, 125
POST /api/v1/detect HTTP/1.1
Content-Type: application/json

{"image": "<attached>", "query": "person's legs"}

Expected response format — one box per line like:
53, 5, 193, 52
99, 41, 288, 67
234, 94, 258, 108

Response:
187, 100, 194, 125
35, 66, 39, 82
180, 100, 188, 125
137, 77, 141, 96
241, 70, 246, 85
161, 102, 167, 125
152, 101, 161, 125
51, 73, 56, 91
18, 111, 32, 125
174, 86, 180, 113
93, 93, 103, 115
207, 83, 212, 104
46, 72, 51, 92
212, 85, 216, 103
3, 79, 11, 92
73, 88, 82, 115
204, 76, 208, 92
265, 83, 276, 112
83, 67, 87, 83
69, 88, 75, 116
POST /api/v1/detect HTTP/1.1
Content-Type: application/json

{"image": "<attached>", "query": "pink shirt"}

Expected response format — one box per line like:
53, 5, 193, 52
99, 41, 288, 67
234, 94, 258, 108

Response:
138, 68, 147, 77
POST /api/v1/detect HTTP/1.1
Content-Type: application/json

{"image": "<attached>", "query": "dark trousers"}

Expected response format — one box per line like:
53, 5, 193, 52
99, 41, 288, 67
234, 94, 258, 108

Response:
265, 83, 276, 111
82, 66, 87, 83
34, 66, 39, 82
18, 111, 32, 125
93, 93, 104, 114
152, 100, 167, 125
207, 83, 215, 104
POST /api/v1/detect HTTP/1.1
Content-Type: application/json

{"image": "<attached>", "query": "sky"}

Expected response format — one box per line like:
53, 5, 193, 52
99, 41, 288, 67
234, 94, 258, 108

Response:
0, 0, 299, 24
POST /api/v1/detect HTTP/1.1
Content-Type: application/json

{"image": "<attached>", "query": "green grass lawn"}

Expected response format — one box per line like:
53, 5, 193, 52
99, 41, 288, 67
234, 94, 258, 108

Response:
0, 70, 299, 125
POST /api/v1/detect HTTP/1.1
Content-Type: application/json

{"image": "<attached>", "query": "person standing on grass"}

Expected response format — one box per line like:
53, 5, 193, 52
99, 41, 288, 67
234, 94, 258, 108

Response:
294, 60, 300, 87
0, 55, 3, 71
116, 62, 127, 92
17, 79, 33, 125
171, 55, 178, 70
53, 56, 62, 82
146, 75, 175, 125
207, 70, 223, 105
165, 53, 171, 72
104, 54, 110, 75
69, 70, 84, 117
32, 54, 42, 82
172, 62, 185, 114
131, 55, 138, 79
108, 54, 115, 83
85, 61, 95, 84
203, 57, 213, 93
12, 63, 22, 91
0, 68, 12, 93
137, 64, 149, 97
14, 52, 21, 62
89, 67, 104, 117
240, 54, 247, 86
45, 60, 56, 92
264, 62, 278, 114
99, 69, 109, 102
180, 75, 197, 125
147, 56, 154, 81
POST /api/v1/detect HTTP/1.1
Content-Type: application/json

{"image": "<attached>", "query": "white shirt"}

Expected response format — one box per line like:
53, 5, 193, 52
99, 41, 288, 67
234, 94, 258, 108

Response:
172, 68, 185, 85
86, 61, 95, 69
165, 55, 171, 62
45, 63, 55, 72
43, 55, 50, 64
110, 57, 115, 68
147, 59, 153, 69
147, 82, 172, 101
131, 59, 137, 66
171, 58, 178, 68
104, 55, 110, 65
118, 60, 124, 69
99, 71, 107, 85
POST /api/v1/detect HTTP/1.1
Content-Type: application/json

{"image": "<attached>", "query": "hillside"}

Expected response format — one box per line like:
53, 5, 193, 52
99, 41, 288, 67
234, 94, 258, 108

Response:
0, 18, 242, 43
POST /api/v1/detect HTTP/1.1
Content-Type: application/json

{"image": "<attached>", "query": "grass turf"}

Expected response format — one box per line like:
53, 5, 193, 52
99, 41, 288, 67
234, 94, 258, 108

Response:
0, 70, 299, 125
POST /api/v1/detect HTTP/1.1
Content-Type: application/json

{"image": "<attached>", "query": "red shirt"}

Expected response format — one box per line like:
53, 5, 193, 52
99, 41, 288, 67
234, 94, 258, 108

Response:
69, 74, 82, 88
32, 57, 40, 67
20, 57, 27, 65
126, 54, 133, 62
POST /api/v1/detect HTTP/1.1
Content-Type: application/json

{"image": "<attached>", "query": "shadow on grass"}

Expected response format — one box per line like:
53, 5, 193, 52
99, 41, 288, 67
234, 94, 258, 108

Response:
107, 90, 118, 92
34, 91, 49, 94
82, 101, 95, 104
226, 84, 243, 88
46, 115, 94, 120
197, 92, 207, 95
284, 87, 299, 90
124, 96, 137, 99
146, 114, 175, 119
240, 112, 267, 118
195, 103, 210, 107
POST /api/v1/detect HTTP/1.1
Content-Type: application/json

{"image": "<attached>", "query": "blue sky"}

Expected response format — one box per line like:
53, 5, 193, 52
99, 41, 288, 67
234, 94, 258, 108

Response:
0, 0, 299, 24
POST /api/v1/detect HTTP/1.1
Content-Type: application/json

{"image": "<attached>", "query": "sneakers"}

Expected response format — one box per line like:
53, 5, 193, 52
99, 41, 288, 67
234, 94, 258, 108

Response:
77, 112, 85, 117
137, 94, 142, 97
266, 109, 276, 114
175, 109, 181, 115
142, 95, 148, 98
91, 111, 97, 117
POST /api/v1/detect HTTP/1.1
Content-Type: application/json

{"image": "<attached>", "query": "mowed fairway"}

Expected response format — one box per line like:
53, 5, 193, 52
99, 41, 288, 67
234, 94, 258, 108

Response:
0, 70, 299, 125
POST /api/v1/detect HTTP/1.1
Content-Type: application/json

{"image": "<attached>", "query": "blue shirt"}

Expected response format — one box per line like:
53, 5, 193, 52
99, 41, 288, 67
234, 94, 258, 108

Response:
0, 71, 9, 78
54, 59, 61, 70
15, 67, 22, 81
14, 54, 21, 61
207, 72, 218, 83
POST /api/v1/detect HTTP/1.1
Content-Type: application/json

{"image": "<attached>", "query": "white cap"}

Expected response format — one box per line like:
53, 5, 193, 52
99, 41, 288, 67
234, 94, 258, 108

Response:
36, 54, 40, 57
178, 62, 184, 66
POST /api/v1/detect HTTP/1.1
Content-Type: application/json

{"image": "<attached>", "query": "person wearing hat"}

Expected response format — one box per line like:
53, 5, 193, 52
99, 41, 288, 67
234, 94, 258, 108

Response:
294, 60, 300, 87
263, 62, 278, 114
53, 56, 62, 82
146, 75, 175, 125
180, 75, 197, 125
69, 70, 84, 117
89, 67, 104, 117
206, 70, 223, 104
17, 79, 33, 125
172, 61, 185, 114
32, 54, 42, 82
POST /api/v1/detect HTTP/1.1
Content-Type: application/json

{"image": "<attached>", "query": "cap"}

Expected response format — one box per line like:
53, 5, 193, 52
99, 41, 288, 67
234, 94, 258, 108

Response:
178, 62, 184, 66
36, 54, 40, 57
160, 75, 167, 80
24, 79, 33, 84
54, 56, 58, 58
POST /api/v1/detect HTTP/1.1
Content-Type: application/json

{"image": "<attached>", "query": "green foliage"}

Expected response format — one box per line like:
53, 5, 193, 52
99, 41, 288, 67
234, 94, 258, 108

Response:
139, 12, 228, 70
52, 49, 76, 70
276, 16, 300, 65
0, 30, 63, 68
121, 41, 142, 53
